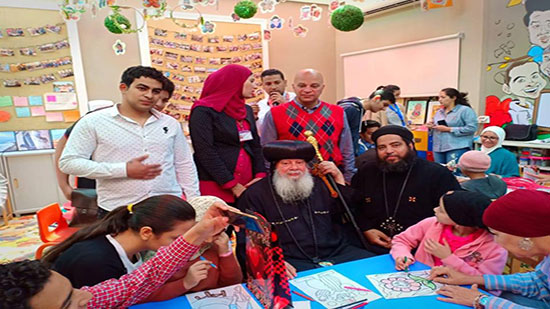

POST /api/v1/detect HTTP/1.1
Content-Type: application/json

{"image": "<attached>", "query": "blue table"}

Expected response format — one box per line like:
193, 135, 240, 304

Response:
132, 254, 469, 308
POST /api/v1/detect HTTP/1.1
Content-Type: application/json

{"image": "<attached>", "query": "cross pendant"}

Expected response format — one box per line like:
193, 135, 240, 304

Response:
381, 217, 403, 236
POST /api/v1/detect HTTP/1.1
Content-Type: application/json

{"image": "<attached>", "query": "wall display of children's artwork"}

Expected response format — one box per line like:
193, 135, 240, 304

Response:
366, 270, 443, 300
50, 128, 66, 148
0, 5, 88, 136
0, 131, 17, 152
184, 283, 262, 309
291, 270, 382, 308
426, 100, 442, 123
406, 100, 428, 125
14, 129, 52, 151
139, 14, 267, 122
44, 92, 78, 111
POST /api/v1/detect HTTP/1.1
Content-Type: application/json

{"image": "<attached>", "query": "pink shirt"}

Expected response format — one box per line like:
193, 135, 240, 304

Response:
390, 217, 507, 276
433, 225, 484, 266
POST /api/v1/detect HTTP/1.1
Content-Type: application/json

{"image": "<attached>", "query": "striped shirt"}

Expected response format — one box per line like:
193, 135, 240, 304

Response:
483, 255, 550, 308
82, 236, 199, 308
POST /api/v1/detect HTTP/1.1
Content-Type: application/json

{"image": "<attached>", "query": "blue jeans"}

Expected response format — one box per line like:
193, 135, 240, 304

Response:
499, 291, 550, 308
433, 147, 470, 165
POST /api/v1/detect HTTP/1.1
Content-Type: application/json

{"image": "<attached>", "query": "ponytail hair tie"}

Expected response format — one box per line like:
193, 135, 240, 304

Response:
127, 204, 134, 214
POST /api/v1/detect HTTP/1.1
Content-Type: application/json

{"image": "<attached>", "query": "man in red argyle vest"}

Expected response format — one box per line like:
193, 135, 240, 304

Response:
260, 69, 355, 182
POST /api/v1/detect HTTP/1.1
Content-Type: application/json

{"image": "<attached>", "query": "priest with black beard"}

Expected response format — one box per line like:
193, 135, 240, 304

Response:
238, 140, 373, 272
351, 125, 460, 255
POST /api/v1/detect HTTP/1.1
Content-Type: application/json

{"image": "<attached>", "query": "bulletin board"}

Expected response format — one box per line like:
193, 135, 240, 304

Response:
0, 2, 88, 151
137, 11, 268, 122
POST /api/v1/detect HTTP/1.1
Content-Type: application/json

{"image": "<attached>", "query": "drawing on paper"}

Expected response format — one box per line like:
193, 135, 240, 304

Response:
185, 283, 262, 309
291, 269, 381, 309
366, 270, 443, 299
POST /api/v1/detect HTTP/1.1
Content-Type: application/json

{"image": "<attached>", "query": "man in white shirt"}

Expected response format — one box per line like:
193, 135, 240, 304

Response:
60, 66, 200, 214
256, 69, 296, 130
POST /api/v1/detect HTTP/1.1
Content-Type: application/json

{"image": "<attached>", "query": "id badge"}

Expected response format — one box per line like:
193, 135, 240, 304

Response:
239, 130, 253, 142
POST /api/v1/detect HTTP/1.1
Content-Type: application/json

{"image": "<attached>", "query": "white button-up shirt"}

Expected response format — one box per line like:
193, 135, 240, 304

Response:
59, 105, 200, 211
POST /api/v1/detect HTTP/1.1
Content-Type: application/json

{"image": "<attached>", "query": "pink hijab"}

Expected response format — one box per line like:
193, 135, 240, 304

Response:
191, 64, 252, 120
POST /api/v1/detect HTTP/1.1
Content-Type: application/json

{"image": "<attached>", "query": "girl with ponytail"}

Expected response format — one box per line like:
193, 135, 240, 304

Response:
43, 195, 242, 302
429, 88, 478, 165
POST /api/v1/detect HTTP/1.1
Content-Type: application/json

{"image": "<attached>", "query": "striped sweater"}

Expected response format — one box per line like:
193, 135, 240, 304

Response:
483, 255, 550, 308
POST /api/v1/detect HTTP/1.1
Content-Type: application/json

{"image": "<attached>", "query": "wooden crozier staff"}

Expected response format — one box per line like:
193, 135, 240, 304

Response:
304, 130, 370, 250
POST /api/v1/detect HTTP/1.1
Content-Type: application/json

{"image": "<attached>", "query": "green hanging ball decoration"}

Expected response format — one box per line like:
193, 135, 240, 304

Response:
234, 1, 257, 19
104, 12, 132, 34
331, 5, 364, 32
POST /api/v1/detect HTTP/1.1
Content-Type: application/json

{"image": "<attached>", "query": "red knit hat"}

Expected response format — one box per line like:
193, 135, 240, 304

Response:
483, 190, 550, 237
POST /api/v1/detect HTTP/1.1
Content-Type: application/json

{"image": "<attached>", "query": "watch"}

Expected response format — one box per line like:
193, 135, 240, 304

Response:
474, 294, 489, 309
479, 295, 490, 307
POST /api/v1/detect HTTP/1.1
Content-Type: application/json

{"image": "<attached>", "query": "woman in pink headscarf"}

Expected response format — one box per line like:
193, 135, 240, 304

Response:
189, 64, 266, 203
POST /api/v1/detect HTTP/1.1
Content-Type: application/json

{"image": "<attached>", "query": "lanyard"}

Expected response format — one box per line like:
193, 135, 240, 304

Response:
389, 104, 406, 126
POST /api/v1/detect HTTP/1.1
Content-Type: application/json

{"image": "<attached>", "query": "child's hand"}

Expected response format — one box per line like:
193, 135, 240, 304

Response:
425, 238, 452, 259
395, 256, 415, 271
284, 261, 297, 279
183, 260, 211, 289
212, 232, 231, 256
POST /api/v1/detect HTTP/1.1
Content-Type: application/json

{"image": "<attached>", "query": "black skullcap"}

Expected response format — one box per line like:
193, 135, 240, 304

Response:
442, 191, 492, 229
371, 125, 414, 144
263, 140, 316, 163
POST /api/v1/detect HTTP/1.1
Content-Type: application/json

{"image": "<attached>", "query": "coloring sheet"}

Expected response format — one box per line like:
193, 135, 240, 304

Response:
366, 270, 443, 299
185, 283, 262, 309
291, 269, 381, 308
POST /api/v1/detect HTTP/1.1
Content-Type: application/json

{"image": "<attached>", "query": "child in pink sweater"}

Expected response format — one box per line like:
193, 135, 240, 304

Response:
390, 190, 507, 276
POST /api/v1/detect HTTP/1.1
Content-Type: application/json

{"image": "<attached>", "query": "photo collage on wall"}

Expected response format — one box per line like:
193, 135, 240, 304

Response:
147, 23, 265, 122
0, 6, 82, 153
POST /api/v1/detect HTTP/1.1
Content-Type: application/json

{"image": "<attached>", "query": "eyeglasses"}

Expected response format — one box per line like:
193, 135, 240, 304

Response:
480, 135, 499, 141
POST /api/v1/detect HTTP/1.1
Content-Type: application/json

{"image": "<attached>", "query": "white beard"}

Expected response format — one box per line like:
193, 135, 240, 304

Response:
273, 169, 314, 204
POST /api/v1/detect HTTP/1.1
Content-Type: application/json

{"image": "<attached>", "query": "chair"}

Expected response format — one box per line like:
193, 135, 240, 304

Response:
35, 203, 79, 259
1, 193, 14, 227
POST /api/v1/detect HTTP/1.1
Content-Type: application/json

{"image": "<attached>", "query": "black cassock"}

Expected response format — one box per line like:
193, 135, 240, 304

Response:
238, 176, 373, 271
352, 157, 460, 241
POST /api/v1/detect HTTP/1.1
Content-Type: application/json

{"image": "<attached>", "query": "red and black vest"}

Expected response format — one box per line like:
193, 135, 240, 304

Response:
271, 100, 345, 166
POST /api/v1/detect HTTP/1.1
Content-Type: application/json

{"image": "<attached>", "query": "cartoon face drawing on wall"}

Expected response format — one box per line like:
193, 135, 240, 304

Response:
502, 61, 547, 99
527, 10, 550, 49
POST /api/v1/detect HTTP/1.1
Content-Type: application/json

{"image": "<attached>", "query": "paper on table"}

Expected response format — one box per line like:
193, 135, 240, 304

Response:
45, 112, 64, 122
185, 283, 262, 309
291, 269, 381, 308
13, 96, 29, 107
366, 270, 443, 300
15, 107, 31, 117
293, 301, 311, 309
0, 96, 12, 107
31, 106, 46, 116
44, 92, 78, 111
